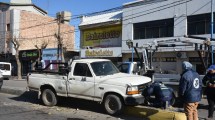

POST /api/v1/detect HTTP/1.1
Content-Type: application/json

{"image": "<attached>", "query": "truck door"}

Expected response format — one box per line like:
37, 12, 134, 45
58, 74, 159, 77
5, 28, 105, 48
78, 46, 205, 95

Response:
68, 63, 94, 100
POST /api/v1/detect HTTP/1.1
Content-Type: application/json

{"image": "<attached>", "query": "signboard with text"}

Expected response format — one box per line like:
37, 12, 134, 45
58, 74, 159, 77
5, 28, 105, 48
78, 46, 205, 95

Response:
81, 47, 122, 58
19, 50, 39, 60
82, 25, 122, 48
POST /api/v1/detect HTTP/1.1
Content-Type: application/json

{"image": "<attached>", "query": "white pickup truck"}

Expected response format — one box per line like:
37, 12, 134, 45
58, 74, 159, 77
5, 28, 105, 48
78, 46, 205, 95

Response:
27, 58, 151, 115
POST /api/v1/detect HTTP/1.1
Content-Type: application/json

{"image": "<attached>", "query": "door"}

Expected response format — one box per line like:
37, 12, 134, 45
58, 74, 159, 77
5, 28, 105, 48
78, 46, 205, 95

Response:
68, 63, 94, 99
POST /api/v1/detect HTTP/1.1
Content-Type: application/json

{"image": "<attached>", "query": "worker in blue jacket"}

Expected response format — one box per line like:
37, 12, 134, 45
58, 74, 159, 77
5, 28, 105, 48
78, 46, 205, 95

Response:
143, 81, 174, 109
179, 61, 202, 120
202, 65, 215, 120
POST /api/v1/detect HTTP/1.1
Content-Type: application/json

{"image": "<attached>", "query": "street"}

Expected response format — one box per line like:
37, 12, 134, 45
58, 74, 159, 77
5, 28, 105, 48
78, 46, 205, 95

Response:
0, 92, 144, 120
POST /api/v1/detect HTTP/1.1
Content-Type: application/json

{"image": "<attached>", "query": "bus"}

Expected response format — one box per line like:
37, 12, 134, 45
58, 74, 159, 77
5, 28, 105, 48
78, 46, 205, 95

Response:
0, 62, 11, 80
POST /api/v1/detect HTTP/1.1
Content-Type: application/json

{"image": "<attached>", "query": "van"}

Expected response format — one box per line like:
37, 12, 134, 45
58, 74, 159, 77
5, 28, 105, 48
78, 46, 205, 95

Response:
0, 62, 11, 79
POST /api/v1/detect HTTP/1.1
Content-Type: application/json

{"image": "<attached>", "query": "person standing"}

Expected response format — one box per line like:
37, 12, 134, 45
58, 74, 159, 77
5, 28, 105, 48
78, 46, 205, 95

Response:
179, 61, 202, 120
202, 65, 215, 119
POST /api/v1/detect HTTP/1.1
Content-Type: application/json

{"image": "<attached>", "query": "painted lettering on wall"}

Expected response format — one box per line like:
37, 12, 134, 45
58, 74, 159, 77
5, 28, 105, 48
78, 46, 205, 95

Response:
85, 49, 113, 57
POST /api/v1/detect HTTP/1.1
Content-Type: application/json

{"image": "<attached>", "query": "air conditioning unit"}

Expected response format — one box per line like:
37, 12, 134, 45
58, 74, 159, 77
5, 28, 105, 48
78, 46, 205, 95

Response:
176, 52, 187, 58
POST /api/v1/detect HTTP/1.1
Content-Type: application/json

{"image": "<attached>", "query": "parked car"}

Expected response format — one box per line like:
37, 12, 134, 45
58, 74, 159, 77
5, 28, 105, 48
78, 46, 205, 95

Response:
0, 62, 12, 80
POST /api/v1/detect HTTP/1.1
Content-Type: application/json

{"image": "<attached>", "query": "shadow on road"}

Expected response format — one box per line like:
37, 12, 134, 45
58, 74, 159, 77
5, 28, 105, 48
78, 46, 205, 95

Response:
9, 91, 145, 120
198, 103, 208, 110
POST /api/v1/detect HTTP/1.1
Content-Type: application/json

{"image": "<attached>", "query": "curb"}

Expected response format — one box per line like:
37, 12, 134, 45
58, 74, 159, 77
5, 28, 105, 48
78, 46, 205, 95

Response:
0, 86, 27, 95
124, 106, 186, 120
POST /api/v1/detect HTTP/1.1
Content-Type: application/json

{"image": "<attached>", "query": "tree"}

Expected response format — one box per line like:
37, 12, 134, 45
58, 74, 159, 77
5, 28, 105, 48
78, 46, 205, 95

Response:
35, 41, 48, 61
11, 36, 22, 80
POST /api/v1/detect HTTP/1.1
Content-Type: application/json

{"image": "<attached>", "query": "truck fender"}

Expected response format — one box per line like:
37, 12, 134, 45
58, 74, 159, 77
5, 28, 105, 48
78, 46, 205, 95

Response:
39, 84, 56, 99
101, 92, 124, 104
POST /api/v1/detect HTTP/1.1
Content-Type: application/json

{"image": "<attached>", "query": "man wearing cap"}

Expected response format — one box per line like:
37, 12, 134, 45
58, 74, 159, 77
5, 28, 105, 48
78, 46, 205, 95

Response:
179, 61, 202, 120
202, 65, 215, 119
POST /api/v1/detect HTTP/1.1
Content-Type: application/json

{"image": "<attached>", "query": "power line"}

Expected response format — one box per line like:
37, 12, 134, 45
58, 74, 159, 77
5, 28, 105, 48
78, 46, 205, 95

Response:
1, 0, 211, 41
123, 0, 192, 22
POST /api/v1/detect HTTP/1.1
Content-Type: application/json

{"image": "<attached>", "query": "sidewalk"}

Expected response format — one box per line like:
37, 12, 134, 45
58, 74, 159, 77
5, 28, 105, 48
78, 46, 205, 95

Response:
1, 78, 27, 95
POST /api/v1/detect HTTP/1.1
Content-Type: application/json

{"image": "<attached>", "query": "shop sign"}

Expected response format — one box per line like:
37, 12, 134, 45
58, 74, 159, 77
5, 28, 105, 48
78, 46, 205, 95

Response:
42, 48, 61, 60
85, 49, 113, 57
19, 50, 39, 60
86, 30, 120, 41
82, 25, 122, 47
81, 47, 122, 57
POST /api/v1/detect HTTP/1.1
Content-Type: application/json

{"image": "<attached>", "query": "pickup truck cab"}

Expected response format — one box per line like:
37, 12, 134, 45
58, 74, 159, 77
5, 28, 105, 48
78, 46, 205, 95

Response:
27, 58, 151, 115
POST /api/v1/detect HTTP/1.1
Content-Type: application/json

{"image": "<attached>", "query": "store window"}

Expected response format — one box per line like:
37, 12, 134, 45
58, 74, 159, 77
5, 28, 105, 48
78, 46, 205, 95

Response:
133, 18, 174, 40
188, 13, 215, 35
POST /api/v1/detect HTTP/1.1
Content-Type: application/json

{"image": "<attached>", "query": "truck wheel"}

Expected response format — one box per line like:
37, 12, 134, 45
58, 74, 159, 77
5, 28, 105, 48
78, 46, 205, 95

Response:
41, 89, 57, 106
103, 94, 124, 115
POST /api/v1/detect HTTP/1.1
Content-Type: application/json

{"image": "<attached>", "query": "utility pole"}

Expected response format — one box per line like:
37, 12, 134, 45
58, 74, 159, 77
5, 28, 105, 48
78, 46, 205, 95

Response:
56, 12, 62, 63
56, 11, 71, 63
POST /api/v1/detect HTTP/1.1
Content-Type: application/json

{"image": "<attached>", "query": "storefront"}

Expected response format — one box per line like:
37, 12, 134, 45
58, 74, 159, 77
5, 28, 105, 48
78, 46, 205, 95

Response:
80, 25, 122, 63
19, 50, 39, 75
79, 10, 123, 63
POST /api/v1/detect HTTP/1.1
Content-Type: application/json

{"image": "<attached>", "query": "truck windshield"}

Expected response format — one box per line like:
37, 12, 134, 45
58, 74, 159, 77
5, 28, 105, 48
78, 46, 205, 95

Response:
91, 61, 119, 76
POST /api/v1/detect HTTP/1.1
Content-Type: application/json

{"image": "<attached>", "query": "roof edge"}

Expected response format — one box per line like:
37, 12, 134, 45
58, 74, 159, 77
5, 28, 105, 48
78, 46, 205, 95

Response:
10, 3, 47, 14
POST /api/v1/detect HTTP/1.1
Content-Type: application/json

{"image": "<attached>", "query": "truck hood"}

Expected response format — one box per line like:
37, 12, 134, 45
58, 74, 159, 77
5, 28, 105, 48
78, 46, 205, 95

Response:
96, 73, 151, 86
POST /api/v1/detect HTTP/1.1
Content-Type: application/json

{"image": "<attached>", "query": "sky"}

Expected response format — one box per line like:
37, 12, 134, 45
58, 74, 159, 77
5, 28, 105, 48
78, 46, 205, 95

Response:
0, 0, 134, 50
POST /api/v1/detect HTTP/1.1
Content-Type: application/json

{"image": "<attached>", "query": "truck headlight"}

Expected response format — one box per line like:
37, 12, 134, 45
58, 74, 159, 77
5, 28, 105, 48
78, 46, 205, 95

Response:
126, 86, 139, 95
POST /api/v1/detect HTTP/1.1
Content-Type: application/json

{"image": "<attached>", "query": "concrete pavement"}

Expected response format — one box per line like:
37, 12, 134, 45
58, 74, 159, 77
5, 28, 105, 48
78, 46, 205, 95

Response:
1, 78, 27, 95
0, 78, 191, 120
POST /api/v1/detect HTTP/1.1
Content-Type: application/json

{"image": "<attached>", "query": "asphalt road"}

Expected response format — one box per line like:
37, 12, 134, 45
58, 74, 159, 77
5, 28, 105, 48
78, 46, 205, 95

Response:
0, 92, 145, 120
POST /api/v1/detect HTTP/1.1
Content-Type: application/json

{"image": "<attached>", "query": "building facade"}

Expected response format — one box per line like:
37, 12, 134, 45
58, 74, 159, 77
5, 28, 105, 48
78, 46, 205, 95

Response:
122, 0, 215, 74
0, 0, 75, 75
79, 10, 123, 64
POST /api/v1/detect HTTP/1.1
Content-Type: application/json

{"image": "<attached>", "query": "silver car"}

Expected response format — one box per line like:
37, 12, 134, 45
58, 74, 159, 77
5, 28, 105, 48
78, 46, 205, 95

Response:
0, 72, 3, 89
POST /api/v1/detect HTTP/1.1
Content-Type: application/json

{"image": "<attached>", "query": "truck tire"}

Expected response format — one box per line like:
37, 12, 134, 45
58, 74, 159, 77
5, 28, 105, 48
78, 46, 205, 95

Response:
103, 94, 124, 115
41, 89, 57, 106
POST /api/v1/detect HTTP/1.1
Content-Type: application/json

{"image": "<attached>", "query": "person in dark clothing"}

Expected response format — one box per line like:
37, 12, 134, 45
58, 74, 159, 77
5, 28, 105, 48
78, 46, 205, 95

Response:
179, 61, 202, 120
202, 65, 215, 120
143, 81, 175, 109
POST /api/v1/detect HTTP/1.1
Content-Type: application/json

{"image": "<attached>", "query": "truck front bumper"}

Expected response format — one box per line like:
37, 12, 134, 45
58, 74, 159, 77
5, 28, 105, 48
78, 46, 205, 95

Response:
124, 95, 144, 105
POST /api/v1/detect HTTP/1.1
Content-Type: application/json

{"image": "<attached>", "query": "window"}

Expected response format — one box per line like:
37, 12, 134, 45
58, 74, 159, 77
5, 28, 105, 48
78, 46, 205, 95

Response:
188, 13, 215, 35
118, 63, 129, 73
6, 24, 10, 31
73, 63, 92, 77
133, 18, 174, 40
91, 61, 119, 76
0, 64, 10, 70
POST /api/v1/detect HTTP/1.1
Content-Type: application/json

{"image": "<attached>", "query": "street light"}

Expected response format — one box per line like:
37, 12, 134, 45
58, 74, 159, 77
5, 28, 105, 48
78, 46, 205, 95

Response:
126, 39, 134, 62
